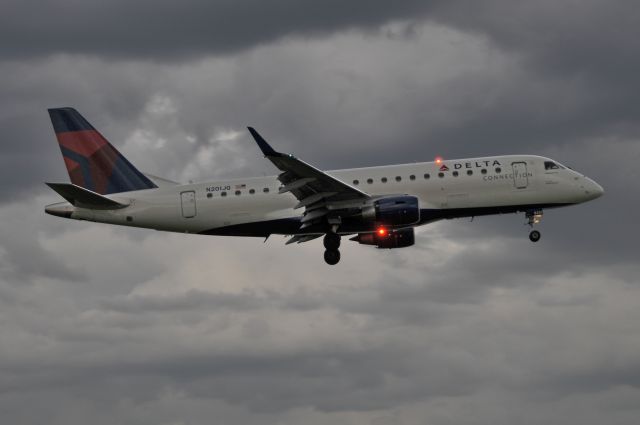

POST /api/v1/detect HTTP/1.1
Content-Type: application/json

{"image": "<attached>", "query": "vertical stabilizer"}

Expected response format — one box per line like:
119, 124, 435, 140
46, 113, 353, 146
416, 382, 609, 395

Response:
48, 107, 157, 194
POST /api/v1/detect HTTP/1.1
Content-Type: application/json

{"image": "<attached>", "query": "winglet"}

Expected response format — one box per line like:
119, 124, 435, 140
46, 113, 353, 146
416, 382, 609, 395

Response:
248, 127, 280, 157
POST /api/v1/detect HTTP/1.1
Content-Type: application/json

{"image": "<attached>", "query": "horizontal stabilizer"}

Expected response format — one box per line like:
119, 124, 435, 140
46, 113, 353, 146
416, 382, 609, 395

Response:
46, 182, 129, 209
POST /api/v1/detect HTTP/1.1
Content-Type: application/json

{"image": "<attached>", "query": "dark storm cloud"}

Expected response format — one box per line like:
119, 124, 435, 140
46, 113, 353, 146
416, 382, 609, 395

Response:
0, 0, 434, 60
416, 0, 640, 158
434, 0, 640, 78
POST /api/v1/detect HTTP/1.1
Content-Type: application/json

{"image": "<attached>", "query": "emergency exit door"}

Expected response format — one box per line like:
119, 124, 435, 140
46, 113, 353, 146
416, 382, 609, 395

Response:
511, 162, 528, 189
180, 191, 197, 218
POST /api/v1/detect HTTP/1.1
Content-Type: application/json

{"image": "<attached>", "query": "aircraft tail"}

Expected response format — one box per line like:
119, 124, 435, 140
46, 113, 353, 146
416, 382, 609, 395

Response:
47, 107, 157, 194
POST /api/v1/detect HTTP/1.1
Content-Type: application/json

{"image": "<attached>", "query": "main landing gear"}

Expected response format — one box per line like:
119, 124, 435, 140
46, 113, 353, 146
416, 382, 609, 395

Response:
526, 209, 543, 242
529, 229, 541, 242
323, 233, 341, 265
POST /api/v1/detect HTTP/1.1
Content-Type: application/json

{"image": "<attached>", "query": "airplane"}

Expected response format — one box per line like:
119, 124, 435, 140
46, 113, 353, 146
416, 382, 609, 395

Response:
44, 107, 604, 265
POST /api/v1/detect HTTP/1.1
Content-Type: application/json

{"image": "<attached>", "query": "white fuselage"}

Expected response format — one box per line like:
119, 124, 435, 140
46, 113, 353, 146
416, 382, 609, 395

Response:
47, 155, 603, 236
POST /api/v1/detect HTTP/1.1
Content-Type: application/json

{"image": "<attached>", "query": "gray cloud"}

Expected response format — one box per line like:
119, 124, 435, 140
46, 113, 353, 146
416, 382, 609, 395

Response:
1, 1, 639, 424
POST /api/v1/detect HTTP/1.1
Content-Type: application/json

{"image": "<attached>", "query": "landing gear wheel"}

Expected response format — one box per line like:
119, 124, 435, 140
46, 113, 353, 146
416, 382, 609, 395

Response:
324, 249, 341, 265
529, 230, 541, 242
323, 233, 341, 250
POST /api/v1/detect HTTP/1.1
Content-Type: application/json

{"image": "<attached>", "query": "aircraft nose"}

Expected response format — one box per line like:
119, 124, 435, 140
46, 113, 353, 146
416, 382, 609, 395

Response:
593, 181, 604, 197
584, 178, 604, 200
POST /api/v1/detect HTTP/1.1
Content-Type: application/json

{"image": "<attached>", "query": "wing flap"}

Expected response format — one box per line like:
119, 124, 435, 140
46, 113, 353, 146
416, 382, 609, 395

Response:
300, 208, 329, 223
285, 234, 323, 245
278, 177, 316, 194
294, 192, 337, 209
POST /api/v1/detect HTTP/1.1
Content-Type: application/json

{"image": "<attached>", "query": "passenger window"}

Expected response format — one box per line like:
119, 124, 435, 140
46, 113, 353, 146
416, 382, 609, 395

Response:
249, 189, 255, 194
544, 161, 559, 170
207, 193, 213, 198
410, 175, 416, 180
221, 192, 227, 197
381, 177, 388, 183
235, 190, 241, 196
452, 171, 459, 177
367, 178, 373, 184
495, 167, 501, 173
395, 176, 402, 182
353, 180, 359, 185
424, 173, 430, 179
438, 172, 444, 178
263, 188, 269, 193
481, 169, 487, 174
467, 170, 473, 176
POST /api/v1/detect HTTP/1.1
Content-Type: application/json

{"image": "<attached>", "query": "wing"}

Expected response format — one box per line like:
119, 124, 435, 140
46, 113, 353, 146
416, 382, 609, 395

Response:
248, 127, 371, 233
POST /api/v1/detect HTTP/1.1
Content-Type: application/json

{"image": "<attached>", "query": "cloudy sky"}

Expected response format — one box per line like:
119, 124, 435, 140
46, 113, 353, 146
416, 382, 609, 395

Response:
1, 1, 639, 424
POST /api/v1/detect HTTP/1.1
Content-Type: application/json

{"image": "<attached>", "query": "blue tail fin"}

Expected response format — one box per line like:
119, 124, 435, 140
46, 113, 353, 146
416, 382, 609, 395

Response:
48, 107, 157, 194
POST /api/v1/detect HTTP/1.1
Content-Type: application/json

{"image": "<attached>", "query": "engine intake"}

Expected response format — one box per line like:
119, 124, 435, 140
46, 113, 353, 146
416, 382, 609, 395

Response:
361, 195, 420, 226
351, 228, 415, 249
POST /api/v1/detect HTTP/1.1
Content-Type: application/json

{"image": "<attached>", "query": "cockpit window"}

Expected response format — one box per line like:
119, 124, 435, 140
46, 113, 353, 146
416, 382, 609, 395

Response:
545, 161, 559, 170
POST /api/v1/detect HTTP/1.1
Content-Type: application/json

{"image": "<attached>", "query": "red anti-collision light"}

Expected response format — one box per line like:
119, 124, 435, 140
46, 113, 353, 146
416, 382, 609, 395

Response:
435, 156, 443, 164
378, 227, 388, 237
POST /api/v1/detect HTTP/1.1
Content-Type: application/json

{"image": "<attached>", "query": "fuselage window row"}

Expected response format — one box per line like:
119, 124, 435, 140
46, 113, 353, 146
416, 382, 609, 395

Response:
218, 165, 523, 200
206, 189, 269, 198
348, 169, 499, 186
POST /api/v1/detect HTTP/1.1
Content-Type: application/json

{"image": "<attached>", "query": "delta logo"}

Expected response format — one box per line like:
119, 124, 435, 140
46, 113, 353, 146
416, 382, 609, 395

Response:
439, 164, 450, 171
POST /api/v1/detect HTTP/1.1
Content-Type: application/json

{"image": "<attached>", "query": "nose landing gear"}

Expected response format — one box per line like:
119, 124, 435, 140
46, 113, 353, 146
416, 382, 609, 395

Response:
526, 209, 543, 242
323, 233, 341, 265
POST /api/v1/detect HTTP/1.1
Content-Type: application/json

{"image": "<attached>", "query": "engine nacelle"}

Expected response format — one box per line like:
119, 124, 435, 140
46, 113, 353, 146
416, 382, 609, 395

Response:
361, 195, 420, 226
351, 228, 416, 249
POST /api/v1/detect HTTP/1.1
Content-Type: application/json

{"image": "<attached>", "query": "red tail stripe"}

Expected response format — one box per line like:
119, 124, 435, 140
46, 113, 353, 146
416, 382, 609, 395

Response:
63, 156, 80, 173
56, 130, 108, 157
89, 145, 120, 194
69, 164, 86, 188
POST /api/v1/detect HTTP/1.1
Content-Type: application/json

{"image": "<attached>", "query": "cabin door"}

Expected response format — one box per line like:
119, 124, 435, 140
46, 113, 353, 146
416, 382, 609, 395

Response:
180, 191, 197, 218
511, 162, 528, 189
